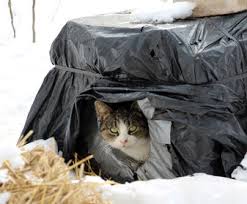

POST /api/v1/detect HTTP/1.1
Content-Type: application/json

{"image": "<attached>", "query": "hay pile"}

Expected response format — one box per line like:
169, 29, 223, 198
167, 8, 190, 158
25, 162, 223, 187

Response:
0, 132, 110, 204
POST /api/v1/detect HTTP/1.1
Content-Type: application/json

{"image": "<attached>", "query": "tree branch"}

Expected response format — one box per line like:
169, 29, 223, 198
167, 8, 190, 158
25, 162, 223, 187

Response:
8, 0, 16, 38
32, 0, 36, 43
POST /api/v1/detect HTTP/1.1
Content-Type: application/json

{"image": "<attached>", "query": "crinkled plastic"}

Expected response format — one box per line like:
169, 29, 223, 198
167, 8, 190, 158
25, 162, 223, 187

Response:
21, 11, 247, 182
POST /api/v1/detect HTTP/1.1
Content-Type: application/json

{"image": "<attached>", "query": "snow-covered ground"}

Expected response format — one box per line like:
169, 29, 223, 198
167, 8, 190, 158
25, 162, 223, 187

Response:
0, 0, 156, 144
0, 0, 195, 144
1, 0, 247, 203
1, 138, 247, 204
102, 174, 247, 204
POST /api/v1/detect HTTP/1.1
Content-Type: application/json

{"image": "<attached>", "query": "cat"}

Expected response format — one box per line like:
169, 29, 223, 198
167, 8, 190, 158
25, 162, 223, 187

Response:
94, 101, 150, 162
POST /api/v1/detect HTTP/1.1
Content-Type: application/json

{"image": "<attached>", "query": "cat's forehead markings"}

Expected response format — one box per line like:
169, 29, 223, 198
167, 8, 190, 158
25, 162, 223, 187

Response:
118, 119, 128, 135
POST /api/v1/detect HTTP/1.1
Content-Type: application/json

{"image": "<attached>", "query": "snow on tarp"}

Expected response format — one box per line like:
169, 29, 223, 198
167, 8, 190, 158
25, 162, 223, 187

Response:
132, 1, 195, 24
21, 10, 247, 182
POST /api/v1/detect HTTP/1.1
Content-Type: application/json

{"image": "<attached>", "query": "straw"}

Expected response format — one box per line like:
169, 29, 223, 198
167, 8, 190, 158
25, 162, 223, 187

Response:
0, 132, 112, 204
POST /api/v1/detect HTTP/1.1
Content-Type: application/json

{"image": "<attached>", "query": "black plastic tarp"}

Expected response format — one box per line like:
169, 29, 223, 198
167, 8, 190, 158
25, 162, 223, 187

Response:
21, 11, 247, 182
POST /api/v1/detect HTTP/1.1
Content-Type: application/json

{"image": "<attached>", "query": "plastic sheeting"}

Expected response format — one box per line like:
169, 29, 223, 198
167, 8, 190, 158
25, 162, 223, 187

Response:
21, 11, 247, 182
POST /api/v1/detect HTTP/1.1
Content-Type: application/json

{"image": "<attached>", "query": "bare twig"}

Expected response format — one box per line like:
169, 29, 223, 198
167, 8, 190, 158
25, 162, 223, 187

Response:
8, 0, 16, 38
32, 0, 36, 43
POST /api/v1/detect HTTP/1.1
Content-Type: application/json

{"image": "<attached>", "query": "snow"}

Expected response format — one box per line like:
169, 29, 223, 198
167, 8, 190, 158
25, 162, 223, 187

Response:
232, 153, 247, 182
0, 137, 56, 172
101, 174, 247, 204
0, 192, 11, 204
0, 0, 195, 146
70, 176, 106, 184
132, 1, 195, 24
0, 0, 154, 144
0, 141, 24, 169
24, 171, 43, 184
0, 0, 247, 203
0, 170, 9, 184
83, 176, 106, 183
0, 138, 247, 204
21, 137, 58, 153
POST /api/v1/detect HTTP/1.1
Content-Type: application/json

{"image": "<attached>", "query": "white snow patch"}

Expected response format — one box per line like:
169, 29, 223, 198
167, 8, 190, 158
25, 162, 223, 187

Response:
83, 176, 105, 183
101, 174, 247, 204
0, 0, 154, 145
24, 171, 43, 184
69, 170, 76, 180
0, 138, 58, 170
21, 137, 58, 153
0, 41, 51, 145
0, 192, 11, 204
0, 142, 24, 169
132, 1, 195, 24
232, 153, 247, 181
70, 176, 105, 184
0, 1, 247, 203
0, 170, 9, 184
58, 151, 63, 157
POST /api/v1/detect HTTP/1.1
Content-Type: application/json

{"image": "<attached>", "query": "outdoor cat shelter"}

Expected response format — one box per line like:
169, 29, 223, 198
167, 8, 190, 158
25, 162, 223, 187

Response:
20, 11, 247, 182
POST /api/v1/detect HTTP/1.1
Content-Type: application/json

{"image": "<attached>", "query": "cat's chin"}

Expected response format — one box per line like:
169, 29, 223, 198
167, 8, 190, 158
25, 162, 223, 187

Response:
119, 145, 133, 151
110, 143, 134, 150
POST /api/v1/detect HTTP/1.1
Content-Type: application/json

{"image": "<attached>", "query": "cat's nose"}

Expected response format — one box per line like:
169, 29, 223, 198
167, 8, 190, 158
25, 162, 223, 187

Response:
120, 139, 128, 144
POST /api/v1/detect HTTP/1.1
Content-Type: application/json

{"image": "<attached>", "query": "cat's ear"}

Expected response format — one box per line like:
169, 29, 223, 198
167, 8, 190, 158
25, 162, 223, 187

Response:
94, 101, 112, 122
130, 101, 141, 112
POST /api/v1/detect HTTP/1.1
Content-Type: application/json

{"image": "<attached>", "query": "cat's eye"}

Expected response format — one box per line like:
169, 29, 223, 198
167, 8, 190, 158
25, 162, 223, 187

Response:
129, 125, 137, 133
110, 127, 119, 134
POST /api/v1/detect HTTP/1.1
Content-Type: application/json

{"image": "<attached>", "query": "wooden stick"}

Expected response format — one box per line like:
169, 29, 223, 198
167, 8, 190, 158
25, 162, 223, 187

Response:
32, 0, 36, 43
8, 0, 16, 38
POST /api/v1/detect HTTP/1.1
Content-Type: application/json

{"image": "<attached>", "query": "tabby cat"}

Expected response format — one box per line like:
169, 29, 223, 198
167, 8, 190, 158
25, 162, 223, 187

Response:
95, 101, 150, 161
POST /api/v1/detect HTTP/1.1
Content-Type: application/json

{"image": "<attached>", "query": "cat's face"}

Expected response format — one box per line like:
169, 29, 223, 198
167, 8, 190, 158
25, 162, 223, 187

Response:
95, 101, 149, 151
